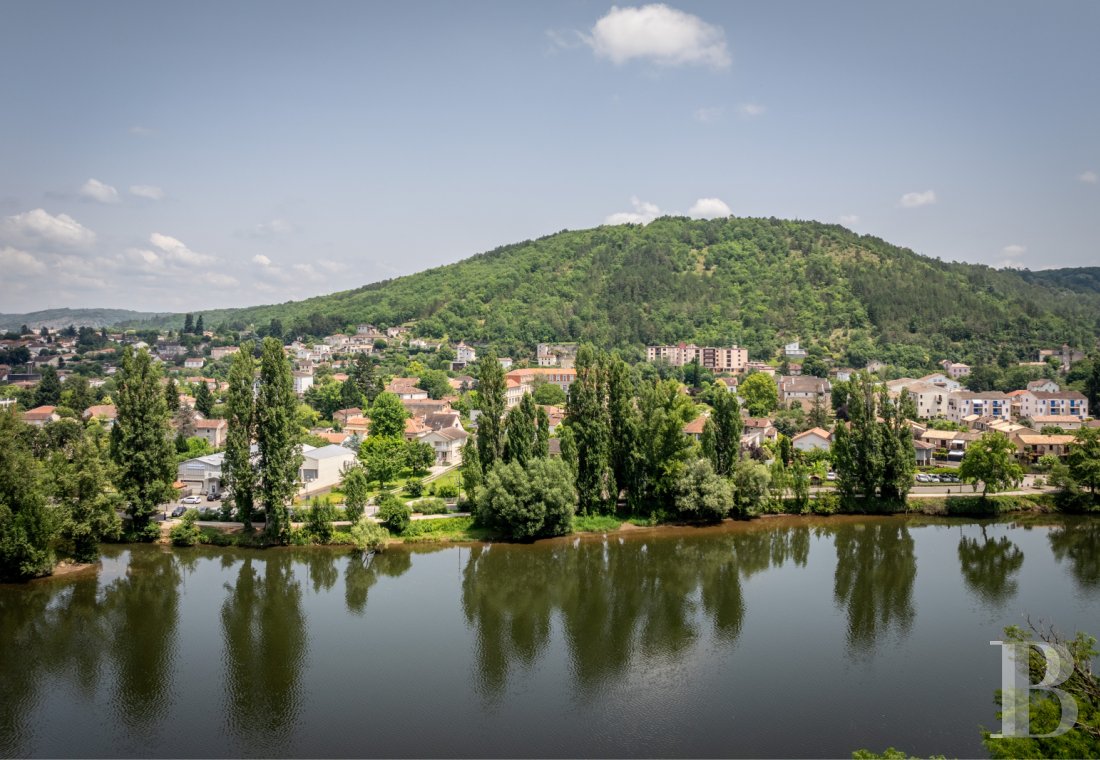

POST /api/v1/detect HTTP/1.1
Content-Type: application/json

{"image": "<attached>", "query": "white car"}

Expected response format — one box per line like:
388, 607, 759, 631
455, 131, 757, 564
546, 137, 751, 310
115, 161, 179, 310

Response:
181, 495, 202, 504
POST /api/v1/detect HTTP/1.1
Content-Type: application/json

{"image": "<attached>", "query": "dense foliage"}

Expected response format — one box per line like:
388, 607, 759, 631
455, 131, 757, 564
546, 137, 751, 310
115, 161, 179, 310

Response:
174, 217, 1100, 365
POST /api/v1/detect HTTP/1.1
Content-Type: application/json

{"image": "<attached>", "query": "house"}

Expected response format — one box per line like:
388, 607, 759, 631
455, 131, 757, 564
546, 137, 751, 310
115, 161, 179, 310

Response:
311, 429, 352, 446
402, 398, 453, 418
784, 341, 808, 359
82, 404, 117, 428
344, 415, 370, 435
193, 418, 228, 448
210, 346, 240, 360
178, 451, 230, 496
448, 375, 476, 392
1029, 415, 1085, 431
292, 371, 314, 396
831, 368, 856, 382
716, 377, 739, 392
184, 357, 205, 369
22, 405, 60, 427
866, 360, 887, 374
386, 378, 428, 400
539, 405, 565, 434
505, 378, 525, 409
385, 326, 407, 339
455, 342, 477, 364
423, 411, 462, 432
902, 381, 948, 419
498, 357, 513, 370
792, 427, 832, 452
946, 391, 1011, 423
537, 343, 579, 368
420, 427, 469, 465
777, 375, 830, 413
333, 408, 362, 426
787, 364, 803, 376
156, 342, 186, 359
1026, 379, 1060, 394
744, 362, 776, 377
1020, 390, 1088, 420
913, 439, 935, 466
1038, 344, 1086, 373
1013, 433, 1076, 464
939, 360, 972, 379
918, 373, 962, 392
299, 444, 358, 493
683, 415, 708, 442
504, 367, 577, 407
404, 417, 431, 440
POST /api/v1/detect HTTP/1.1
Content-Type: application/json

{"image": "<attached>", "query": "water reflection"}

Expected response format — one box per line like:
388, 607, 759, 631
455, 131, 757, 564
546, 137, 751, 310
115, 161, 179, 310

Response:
833, 522, 916, 650
345, 550, 413, 615
460, 527, 813, 699
220, 554, 307, 755
1048, 519, 1100, 590
957, 526, 1024, 606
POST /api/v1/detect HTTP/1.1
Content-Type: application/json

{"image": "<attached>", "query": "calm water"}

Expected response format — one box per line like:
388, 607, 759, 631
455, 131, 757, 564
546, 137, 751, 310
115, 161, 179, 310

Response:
2, 515, 1099, 758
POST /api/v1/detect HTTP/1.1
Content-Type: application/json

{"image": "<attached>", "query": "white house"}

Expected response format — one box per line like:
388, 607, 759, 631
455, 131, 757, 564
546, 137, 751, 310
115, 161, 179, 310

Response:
299, 444, 358, 494
292, 371, 314, 396
184, 357, 205, 369
455, 342, 477, 363
792, 427, 832, 452
420, 427, 469, 465
784, 341, 807, 359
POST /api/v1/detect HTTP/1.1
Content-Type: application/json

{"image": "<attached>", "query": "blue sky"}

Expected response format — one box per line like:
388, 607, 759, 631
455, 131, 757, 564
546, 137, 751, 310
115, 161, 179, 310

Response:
1, 1, 1097, 312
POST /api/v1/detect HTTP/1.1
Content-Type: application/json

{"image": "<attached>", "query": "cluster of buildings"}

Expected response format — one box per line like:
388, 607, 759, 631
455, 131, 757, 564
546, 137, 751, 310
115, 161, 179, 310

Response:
646, 343, 750, 373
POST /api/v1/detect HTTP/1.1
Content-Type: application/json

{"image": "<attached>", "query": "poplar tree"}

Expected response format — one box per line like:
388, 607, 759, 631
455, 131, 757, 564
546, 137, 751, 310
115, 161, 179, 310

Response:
256, 337, 302, 542
194, 381, 215, 417
703, 382, 743, 476
224, 341, 258, 529
475, 348, 506, 475
565, 345, 614, 514
56, 429, 122, 562
879, 386, 916, 502
503, 393, 536, 467
111, 347, 175, 534
535, 405, 550, 459
183, 313, 194, 334
195, 314, 204, 334
607, 355, 641, 504
164, 377, 180, 412
351, 353, 380, 404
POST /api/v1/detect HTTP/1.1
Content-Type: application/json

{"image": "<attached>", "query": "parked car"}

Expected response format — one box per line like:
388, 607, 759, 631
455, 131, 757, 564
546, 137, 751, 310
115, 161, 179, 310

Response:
916, 474, 930, 483
826, 471, 837, 481
181, 495, 202, 504
206, 492, 219, 501
171, 506, 186, 518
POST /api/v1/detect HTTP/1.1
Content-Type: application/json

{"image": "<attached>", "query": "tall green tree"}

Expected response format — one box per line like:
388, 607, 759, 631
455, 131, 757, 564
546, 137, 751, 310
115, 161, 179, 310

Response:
256, 337, 302, 542
633, 378, 696, 512
1085, 356, 1100, 417
341, 464, 370, 522
110, 347, 175, 534
959, 431, 1024, 497
503, 393, 537, 467
351, 353, 380, 405
194, 315, 204, 334
1067, 426, 1100, 496
740, 372, 778, 417
879, 386, 916, 502
0, 409, 54, 580
673, 458, 732, 522
194, 381, 215, 417
164, 377, 180, 412
55, 429, 122, 562
359, 435, 406, 488
339, 378, 363, 411
224, 342, 258, 529
34, 365, 62, 407
475, 457, 575, 539
607, 355, 641, 505
565, 345, 614, 514
475, 349, 506, 475
368, 392, 409, 439
832, 372, 885, 504
183, 313, 194, 334
459, 439, 482, 501
702, 383, 743, 476
64, 374, 93, 414
535, 405, 550, 459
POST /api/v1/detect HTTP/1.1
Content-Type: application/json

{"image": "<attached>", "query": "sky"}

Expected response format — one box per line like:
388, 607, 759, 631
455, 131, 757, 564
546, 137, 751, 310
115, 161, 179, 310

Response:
1, 0, 1098, 313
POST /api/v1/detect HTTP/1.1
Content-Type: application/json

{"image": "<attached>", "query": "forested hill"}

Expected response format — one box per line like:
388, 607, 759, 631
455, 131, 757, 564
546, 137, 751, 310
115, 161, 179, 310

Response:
0, 308, 167, 332
187, 217, 1100, 366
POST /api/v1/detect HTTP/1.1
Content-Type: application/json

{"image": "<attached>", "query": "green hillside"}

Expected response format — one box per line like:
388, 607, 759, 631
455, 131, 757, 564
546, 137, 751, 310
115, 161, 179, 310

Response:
0, 308, 168, 332
185, 217, 1099, 367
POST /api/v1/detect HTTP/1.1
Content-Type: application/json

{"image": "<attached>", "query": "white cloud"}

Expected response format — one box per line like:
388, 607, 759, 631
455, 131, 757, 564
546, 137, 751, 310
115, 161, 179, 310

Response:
1, 208, 96, 248
252, 254, 273, 266
79, 178, 120, 204
693, 106, 723, 123
898, 190, 937, 208
1079, 170, 1098, 184
149, 232, 216, 265
839, 214, 860, 226
604, 196, 662, 225
201, 272, 239, 288
1001, 244, 1026, 258
688, 197, 732, 219
129, 184, 164, 200
0, 246, 46, 276
738, 102, 766, 117
587, 4, 731, 69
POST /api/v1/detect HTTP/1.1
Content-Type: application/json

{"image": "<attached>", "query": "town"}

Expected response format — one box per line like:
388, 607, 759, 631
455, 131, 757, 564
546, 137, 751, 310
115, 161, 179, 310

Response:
3, 315, 1099, 578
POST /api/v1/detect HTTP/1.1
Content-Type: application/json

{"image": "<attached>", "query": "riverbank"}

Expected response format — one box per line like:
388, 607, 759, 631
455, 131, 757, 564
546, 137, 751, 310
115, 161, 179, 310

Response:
144, 491, 1079, 552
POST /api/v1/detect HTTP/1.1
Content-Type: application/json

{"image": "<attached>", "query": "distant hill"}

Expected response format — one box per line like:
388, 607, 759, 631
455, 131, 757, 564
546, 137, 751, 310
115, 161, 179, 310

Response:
0, 308, 170, 332
151, 217, 1100, 367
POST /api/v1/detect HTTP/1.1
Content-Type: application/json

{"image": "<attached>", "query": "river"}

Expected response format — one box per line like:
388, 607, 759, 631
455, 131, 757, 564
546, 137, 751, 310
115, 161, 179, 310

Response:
2, 515, 1098, 758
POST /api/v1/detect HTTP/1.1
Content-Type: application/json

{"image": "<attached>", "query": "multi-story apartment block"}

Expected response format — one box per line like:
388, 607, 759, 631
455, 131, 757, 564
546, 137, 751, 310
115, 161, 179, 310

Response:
646, 343, 749, 373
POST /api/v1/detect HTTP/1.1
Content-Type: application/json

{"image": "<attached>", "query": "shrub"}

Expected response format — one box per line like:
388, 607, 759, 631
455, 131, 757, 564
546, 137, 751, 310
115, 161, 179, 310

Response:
411, 497, 448, 515
169, 509, 201, 546
377, 495, 412, 534
403, 478, 424, 498
435, 483, 460, 499
673, 459, 732, 523
475, 458, 575, 540
349, 518, 389, 553
305, 499, 338, 543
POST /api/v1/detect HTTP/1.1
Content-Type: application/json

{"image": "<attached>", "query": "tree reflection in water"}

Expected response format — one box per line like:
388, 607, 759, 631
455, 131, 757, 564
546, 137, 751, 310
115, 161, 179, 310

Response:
957, 525, 1024, 606
1048, 519, 1100, 590
833, 522, 916, 651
